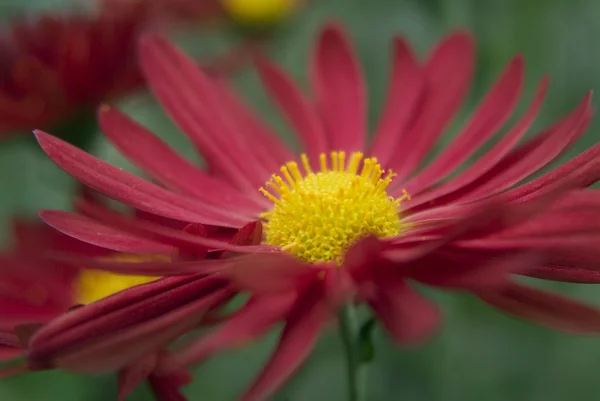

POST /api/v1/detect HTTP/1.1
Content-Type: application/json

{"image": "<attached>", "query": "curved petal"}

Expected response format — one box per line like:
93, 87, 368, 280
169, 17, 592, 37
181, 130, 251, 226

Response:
255, 57, 327, 162
369, 36, 424, 165
402, 56, 525, 195
241, 281, 330, 401
35, 131, 250, 227
390, 31, 475, 180
476, 282, 600, 334
311, 23, 366, 152
99, 106, 263, 216
139, 35, 270, 196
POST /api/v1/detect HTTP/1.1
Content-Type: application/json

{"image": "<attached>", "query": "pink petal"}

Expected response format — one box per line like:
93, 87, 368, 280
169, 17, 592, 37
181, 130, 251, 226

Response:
148, 373, 189, 401
35, 131, 249, 227
99, 106, 263, 216
241, 281, 330, 401
449, 92, 593, 204
211, 78, 295, 172
311, 23, 366, 152
476, 282, 600, 334
402, 56, 525, 195
404, 76, 548, 210
118, 353, 158, 401
139, 36, 270, 195
174, 293, 297, 368
363, 276, 440, 344
369, 36, 424, 166
30, 277, 234, 373
40, 210, 173, 254
390, 31, 475, 180
226, 253, 322, 293
255, 57, 328, 162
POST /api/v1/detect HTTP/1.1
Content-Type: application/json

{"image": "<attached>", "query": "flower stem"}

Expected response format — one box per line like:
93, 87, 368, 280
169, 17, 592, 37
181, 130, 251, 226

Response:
339, 305, 367, 401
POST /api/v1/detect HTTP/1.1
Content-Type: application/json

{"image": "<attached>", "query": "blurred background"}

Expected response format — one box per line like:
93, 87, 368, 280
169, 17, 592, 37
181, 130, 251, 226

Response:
1, 0, 600, 400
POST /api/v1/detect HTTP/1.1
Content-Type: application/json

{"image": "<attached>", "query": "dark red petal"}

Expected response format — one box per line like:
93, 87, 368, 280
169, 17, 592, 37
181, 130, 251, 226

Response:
450, 92, 592, 204
241, 281, 330, 401
139, 35, 270, 195
35, 131, 249, 227
364, 276, 440, 344
312, 23, 366, 152
255, 57, 328, 162
99, 106, 263, 215
403, 76, 548, 210
391, 31, 475, 180
476, 282, 600, 334
118, 353, 158, 401
402, 56, 525, 195
370, 36, 424, 166
32, 282, 234, 373
39, 210, 173, 254
174, 293, 297, 368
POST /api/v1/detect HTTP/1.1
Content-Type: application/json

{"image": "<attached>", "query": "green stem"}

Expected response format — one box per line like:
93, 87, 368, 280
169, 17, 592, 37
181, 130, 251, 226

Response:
339, 305, 367, 401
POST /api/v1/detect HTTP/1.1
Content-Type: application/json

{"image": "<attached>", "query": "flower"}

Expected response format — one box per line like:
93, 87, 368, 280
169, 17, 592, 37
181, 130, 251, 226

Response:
0, 0, 271, 138
17, 22, 600, 400
0, 215, 222, 399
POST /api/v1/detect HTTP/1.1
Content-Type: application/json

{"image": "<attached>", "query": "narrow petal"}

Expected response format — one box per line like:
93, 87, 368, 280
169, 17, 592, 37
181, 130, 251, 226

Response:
139, 35, 269, 194
241, 281, 330, 401
118, 353, 158, 401
448, 92, 593, 204
212, 78, 295, 172
403, 76, 548, 209
312, 24, 366, 152
29, 276, 233, 372
255, 57, 328, 161
369, 37, 424, 165
402, 56, 525, 195
99, 106, 263, 215
174, 293, 297, 368
39, 210, 173, 254
476, 282, 600, 334
391, 31, 475, 180
35, 131, 249, 227
364, 276, 440, 344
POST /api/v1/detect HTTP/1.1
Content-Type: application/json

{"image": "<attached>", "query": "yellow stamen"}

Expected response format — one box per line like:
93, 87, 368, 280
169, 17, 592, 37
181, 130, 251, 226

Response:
259, 151, 409, 264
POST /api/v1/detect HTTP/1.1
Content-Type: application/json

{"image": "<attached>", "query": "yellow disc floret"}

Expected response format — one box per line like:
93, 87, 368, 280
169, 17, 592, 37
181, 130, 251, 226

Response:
260, 151, 410, 264
76, 254, 164, 305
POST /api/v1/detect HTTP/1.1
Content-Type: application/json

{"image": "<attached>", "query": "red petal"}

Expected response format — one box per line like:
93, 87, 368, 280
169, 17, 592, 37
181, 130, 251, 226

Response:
476, 282, 600, 333
241, 281, 330, 401
364, 276, 440, 344
402, 75, 546, 210
40, 210, 173, 254
391, 31, 475, 180
312, 23, 366, 152
139, 35, 270, 195
99, 106, 263, 215
369, 37, 424, 166
118, 353, 158, 401
35, 131, 248, 227
174, 293, 296, 368
403, 56, 525, 195
255, 57, 328, 163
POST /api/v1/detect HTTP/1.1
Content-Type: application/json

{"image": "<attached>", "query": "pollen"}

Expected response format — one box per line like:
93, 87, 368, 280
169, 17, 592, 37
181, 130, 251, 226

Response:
221, 0, 298, 25
259, 151, 410, 264
75, 254, 165, 305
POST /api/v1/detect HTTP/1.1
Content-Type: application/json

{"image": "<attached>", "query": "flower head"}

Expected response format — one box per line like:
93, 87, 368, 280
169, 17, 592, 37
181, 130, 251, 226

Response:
17, 22, 600, 400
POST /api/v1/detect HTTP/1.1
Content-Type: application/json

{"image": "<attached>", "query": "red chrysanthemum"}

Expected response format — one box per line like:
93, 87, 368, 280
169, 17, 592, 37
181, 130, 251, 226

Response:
5, 22, 600, 400
0, 0, 255, 138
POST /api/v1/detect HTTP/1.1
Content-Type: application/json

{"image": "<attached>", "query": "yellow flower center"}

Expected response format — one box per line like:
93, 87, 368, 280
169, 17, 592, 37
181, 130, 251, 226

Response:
260, 151, 409, 264
221, 0, 298, 26
75, 254, 164, 305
